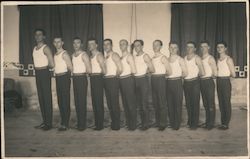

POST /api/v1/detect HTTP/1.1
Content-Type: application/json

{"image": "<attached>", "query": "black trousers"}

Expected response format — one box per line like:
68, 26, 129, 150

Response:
120, 76, 137, 130
217, 77, 232, 126
151, 75, 167, 128
104, 77, 120, 130
90, 74, 104, 129
200, 78, 215, 128
183, 78, 200, 128
55, 72, 71, 127
35, 68, 53, 127
167, 78, 183, 130
135, 76, 150, 128
73, 75, 88, 129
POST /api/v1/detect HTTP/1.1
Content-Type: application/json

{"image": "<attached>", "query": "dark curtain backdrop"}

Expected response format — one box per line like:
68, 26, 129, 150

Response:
171, 2, 247, 78
19, 4, 103, 76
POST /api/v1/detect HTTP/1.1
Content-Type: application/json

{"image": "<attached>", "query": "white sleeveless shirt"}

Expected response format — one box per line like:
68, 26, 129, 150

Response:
105, 53, 117, 77
72, 53, 86, 74
33, 44, 48, 68
91, 54, 102, 74
169, 56, 182, 78
217, 56, 231, 77
120, 54, 132, 77
152, 54, 166, 75
184, 55, 199, 79
134, 53, 148, 76
202, 55, 213, 78
54, 50, 68, 74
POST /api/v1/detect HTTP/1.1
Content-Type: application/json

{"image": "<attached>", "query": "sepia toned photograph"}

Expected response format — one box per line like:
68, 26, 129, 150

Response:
1, 0, 249, 158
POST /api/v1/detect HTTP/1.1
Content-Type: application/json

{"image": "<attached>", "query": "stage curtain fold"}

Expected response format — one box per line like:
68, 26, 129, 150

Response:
171, 2, 247, 78
19, 4, 103, 76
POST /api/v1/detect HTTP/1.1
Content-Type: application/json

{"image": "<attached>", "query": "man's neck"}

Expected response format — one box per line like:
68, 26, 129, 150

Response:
136, 50, 144, 55
220, 52, 227, 58
75, 49, 82, 54
202, 52, 209, 58
56, 48, 64, 53
154, 51, 161, 56
36, 41, 44, 47
170, 53, 178, 57
91, 49, 99, 55
122, 50, 129, 56
106, 50, 113, 55
187, 52, 195, 56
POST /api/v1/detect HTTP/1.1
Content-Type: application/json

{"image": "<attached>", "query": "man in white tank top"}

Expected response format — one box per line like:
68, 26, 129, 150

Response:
53, 37, 73, 131
133, 39, 155, 130
119, 39, 137, 130
199, 41, 218, 130
72, 37, 92, 131
216, 41, 236, 130
167, 41, 187, 130
183, 41, 205, 130
151, 40, 172, 131
33, 29, 54, 131
88, 38, 106, 130
103, 39, 122, 130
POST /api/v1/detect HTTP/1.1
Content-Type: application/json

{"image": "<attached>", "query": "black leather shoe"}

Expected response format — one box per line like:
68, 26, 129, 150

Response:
42, 125, 52, 131
34, 123, 45, 129
94, 127, 103, 131
158, 127, 166, 131
218, 125, 229, 130
140, 126, 149, 131
58, 126, 68, 131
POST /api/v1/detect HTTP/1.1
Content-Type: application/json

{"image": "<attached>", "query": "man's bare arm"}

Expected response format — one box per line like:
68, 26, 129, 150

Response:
227, 57, 236, 77
44, 46, 55, 68
179, 57, 188, 77
127, 54, 137, 74
62, 51, 73, 72
143, 54, 155, 73
97, 53, 106, 74
196, 56, 205, 76
112, 53, 123, 75
82, 52, 92, 74
161, 56, 172, 76
208, 56, 218, 77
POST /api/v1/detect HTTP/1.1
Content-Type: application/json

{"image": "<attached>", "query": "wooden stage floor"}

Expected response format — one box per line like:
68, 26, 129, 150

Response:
3, 107, 248, 157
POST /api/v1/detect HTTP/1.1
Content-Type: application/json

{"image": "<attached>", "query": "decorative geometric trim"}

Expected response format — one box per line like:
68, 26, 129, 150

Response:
244, 65, 248, 72
28, 64, 34, 70
23, 69, 29, 76
239, 71, 245, 77
234, 66, 240, 72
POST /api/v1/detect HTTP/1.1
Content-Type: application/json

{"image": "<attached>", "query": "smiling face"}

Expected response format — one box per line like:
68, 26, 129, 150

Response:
73, 39, 82, 51
186, 43, 196, 54
34, 30, 45, 43
200, 43, 210, 55
53, 38, 64, 50
217, 44, 227, 54
103, 40, 112, 53
169, 43, 179, 55
88, 40, 97, 52
134, 41, 143, 53
119, 40, 128, 52
153, 41, 162, 53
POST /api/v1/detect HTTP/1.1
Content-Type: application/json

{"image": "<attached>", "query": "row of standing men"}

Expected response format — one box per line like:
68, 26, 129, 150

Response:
32, 29, 235, 131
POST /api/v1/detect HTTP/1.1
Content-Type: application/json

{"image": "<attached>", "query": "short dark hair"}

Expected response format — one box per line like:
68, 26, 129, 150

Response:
200, 40, 210, 46
88, 38, 98, 44
104, 38, 113, 45
53, 36, 63, 41
186, 41, 197, 48
133, 39, 144, 46
169, 41, 179, 46
154, 40, 163, 46
216, 41, 228, 48
34, 28, 46, 36
73, 37, 82, 43
120, 39, 128, 45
